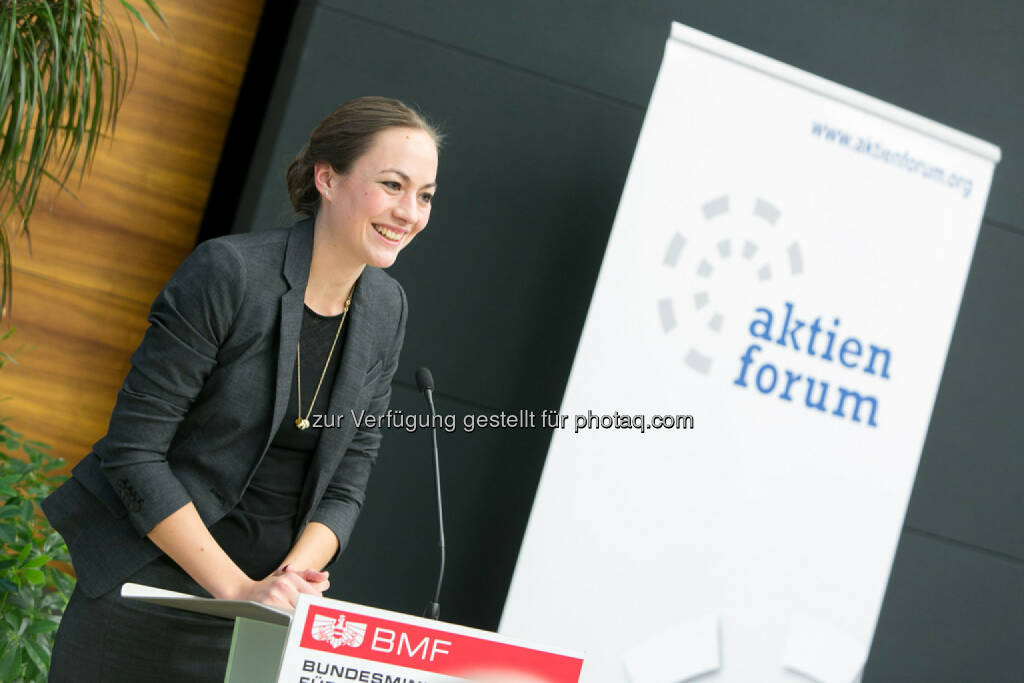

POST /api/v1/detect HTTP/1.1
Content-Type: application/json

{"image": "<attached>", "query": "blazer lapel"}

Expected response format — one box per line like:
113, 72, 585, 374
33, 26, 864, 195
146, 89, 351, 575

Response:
304, 269, 377, 505
263, 219, 314, 455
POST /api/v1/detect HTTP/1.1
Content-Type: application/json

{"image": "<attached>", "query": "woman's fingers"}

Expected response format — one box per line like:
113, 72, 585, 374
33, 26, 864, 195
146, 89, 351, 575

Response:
267, 575, 302, 607
279, 566, 328, 581
281, 566, 329, 590
281, 573, 318, 596
247, 566, 330, 608
244, 572, 305, 609
293, 568, 330, 591
276, 566, 328, 598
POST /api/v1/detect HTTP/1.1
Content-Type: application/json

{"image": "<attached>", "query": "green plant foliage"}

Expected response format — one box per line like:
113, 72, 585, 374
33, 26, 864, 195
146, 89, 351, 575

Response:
0, 0, 166, 319
0, 330, 74, 682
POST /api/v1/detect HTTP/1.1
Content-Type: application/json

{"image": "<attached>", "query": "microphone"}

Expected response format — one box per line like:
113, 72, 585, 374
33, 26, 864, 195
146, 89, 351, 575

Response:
416, 367, 435, 404
416, 367, 445, 620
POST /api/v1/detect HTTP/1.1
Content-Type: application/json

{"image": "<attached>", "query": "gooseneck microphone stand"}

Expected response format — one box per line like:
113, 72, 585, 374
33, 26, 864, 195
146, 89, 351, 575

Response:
416, 367, 445, 620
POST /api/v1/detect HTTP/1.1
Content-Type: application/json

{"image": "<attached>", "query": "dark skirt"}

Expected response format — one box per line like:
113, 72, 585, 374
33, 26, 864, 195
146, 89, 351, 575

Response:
48, 556, 235, 683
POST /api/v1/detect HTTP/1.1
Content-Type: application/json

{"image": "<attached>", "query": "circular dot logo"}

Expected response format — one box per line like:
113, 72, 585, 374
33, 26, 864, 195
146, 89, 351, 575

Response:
658, 194, 805, 375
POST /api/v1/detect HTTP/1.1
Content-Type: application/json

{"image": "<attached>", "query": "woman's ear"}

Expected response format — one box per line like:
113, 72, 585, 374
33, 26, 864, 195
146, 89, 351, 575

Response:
313, 162, 335, 201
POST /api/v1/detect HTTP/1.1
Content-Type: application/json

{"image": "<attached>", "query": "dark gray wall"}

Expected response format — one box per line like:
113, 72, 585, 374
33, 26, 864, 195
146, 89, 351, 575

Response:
220, 1, 1024, 678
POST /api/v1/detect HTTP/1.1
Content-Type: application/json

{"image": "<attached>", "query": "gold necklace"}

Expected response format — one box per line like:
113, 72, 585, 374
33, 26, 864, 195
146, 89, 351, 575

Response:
295, 296, 351, 430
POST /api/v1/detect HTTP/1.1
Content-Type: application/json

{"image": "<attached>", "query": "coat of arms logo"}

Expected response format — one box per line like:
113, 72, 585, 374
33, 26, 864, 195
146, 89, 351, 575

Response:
310, 612, 368, 649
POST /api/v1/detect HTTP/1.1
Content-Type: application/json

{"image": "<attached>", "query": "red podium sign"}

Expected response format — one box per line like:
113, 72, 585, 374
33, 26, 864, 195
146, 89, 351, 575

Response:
278, 595, 583, 682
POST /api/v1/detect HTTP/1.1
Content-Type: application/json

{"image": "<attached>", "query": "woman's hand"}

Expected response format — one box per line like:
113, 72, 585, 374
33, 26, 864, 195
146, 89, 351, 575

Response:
147, 505, 336, 609
238, 566, 330, 610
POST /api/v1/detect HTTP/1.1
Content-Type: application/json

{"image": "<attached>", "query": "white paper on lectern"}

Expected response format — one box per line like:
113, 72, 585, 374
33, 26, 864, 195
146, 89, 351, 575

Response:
120, 582, 292, 626
501, 20, 999, 683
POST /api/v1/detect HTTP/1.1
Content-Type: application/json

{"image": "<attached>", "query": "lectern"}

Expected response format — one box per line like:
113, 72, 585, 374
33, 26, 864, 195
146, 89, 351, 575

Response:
121, 584, 583, 682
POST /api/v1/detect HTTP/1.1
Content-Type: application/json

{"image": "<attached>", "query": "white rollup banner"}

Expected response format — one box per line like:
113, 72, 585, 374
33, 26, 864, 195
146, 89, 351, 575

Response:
500, 22, 1000, 683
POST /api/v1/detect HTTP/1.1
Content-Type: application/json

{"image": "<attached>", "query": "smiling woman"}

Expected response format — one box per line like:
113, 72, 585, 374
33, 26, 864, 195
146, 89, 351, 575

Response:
42, 96, 443, 682
288, 99, 441, 316
308, 128, 438, 308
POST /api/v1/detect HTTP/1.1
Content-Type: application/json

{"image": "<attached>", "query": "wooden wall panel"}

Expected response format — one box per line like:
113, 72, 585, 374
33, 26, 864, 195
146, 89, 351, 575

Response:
2, 0, 265, 469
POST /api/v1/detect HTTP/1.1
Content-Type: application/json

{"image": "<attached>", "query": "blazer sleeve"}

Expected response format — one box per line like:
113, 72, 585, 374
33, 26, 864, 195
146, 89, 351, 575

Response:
309, 281, 407, 559
93, 239, 248, 536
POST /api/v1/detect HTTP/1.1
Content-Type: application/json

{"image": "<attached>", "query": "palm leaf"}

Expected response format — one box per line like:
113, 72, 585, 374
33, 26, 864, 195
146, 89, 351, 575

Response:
0, 0, 164, 322
119, 0, 156, 41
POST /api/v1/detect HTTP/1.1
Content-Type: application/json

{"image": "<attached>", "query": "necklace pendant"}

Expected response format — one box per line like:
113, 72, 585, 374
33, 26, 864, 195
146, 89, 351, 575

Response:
295, 417, 311, 430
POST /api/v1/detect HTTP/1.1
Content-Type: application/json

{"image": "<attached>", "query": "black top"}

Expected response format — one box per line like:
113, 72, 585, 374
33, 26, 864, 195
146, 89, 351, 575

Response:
208, 303, 349, 579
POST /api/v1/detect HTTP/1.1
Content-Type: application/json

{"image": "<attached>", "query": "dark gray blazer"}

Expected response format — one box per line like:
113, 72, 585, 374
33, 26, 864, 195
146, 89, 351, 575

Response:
42, 219, 407, 598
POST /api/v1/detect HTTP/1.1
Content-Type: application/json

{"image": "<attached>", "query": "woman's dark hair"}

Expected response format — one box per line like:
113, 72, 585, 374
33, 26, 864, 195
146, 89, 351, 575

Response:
286, 96, 441, 217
